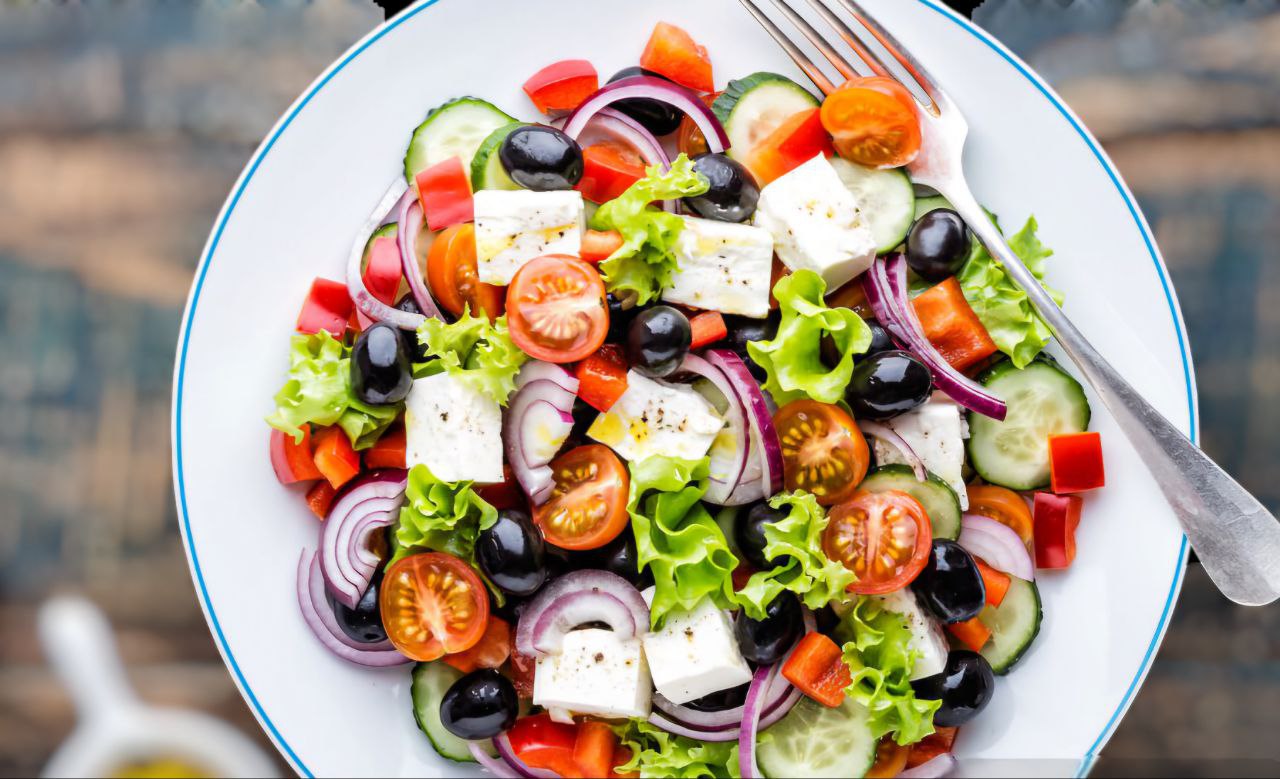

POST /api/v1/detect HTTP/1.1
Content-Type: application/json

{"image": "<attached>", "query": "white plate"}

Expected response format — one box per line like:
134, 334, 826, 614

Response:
171, 1, 1196, 777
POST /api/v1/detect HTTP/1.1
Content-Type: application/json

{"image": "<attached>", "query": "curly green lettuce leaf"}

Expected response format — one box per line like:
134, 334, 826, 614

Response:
747, 270, 873, 405
735, 492, 856, 620
390, 463, 499, 566
266, 330, 398, 449
416, 310, 527, 405
614, 719, 740, 779
590, 153, 710, 305
957, 214, 1063, 369
836, 596, 941, 746
627, 456, 739, 629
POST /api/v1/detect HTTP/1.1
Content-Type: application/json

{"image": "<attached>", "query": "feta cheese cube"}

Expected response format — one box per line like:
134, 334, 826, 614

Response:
474, 190, 584, 285
404, 371, 503, 483
587, 371, 724, 463
533, 628, 651, 720
640, 591, 752, 704
870, 589, 949, 681
871, 399, 969, 509
753, 154, 877, 289
661, 216, 775, 318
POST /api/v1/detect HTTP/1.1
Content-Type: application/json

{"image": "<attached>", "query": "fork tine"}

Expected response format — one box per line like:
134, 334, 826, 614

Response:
737, 0, 837, 95
764, 0, 861, 83
799, 0, 889, 80
829, 0, 943, 110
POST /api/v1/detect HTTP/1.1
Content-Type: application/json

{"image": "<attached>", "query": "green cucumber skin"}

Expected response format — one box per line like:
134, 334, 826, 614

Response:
410, 662, 475, 763
471, 122, 526, 191
711, 72, 817, 124
402, 97, 515, 185
859, 464, 962, 540
978, 577, 1043, 675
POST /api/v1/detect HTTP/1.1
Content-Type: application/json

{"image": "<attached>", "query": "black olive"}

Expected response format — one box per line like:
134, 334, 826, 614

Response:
734, 592, 803, 665
906, 209, 972, 282
581, 531, 654, 590
499, 125, 584, 191
845, 350, 933, 420
820, 320, 895, 370
476, 509, 547, 597
489, 591, 528, 626
439, 669, 518, 740
722, 311, 780, 381
684, 153, 760, 223
394, 295, 431, 361
735, 502, 786, 570
685, 682, 750, 712
607, 67, 683, 136
568, 398, 598, 446
814, 604, 841, 637
911, 651, 995, 727
913, 540, 986, 624
607, 293, 642, 343
626, 306, 691, 378
351, 322, 412, 405
330, 575, 386, 644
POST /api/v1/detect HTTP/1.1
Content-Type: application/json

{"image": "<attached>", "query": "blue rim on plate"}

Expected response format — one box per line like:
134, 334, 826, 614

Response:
171, 2, 1196, 776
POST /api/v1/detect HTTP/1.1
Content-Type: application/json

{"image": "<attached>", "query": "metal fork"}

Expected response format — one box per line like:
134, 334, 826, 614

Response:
740, 0, 1280, 606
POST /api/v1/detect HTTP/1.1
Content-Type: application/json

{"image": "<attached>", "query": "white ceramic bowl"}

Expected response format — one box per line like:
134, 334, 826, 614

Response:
172, 1, 1196, 776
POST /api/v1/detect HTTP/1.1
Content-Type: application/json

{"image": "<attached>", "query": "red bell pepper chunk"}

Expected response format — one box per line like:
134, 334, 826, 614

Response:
689, 311, 728, 349
948, 617, 993, 653
578, 143, 647, 204
270, 426, 322, 484
906, 727, 959, 768
612, 746, 639, 779
524, 59, 600, 114
781, 632, 853, 708
474, 464, 526, 511
580, 228, 625, 264
641, 22, 714, 93
1048, 431, 1106, 493
576, 344, 630, 413
573, 720, 619, 779
312, 426, 360, 490
443, 617, 511, 674
415, 157, 473, 232
506, 714, 580, 779
305, 480, 338, 520
747, 108, 834, 184
296, 277, 353, 337
364, 425, 406, 470
974, 558, 1011, 608
912, 277, 999, 371
1033, 492, 1083, 569
362, 235, 403, 305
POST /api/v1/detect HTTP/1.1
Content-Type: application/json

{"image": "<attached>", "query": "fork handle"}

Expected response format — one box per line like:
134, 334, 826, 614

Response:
941, 181, 1280, 606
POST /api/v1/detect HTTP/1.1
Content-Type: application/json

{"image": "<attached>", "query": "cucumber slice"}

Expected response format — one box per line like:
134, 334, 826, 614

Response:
471, 122, 526, 191
410, 662, 474, 763
713, 73, 819, 167
757, 697, 877, 779
403, 97, 515, 185
913, 195, 954, 220
967, 359, 1091, 490
978, 576, 1042, 674
859, 465, 961, 540
830, 158, 916, 254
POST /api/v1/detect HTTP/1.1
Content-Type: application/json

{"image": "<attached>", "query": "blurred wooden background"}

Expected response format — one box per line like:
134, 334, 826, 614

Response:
0, 1, 1277, 776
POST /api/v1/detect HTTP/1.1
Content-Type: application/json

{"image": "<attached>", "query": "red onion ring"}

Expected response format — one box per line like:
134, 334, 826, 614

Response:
320, 470, 408, 609
348, 181, 427, 331
738, 664, 774, 779
504, 376, 577, 506
898, 753, 958, 778
516, 361, 581, 394
302, 549, 394, 653
531, 590, 638, 655
468, 742, 520, 779
863, 256, 1007, 420
564, 76, 729, 153
493, 734, 560, 779
858, 419, 928, 482
396, 196, 446, 321
960, 513, 1036, 581
681, 353, 750, 505
515, 570, 649, 658
296, 551, 409, 667
705, 350, 783, 499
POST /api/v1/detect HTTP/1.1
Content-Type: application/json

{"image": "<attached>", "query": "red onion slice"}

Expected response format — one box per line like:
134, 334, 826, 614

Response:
320, 470, 408, 609
531, 590, 637, 655
682, 353, 750, 504
516, 361, 581, 394
898, 753, 958, 778
515, 570, 649, 658
303, 549, 395, 653
296, 552, 409, 667
468, 742, 520, 779
563, 107, 671, 171
505, 376, 577, 506
738, 664, 774, 779
396, 196, 446, 320
564, 76, 729, 153
960, 513, 1036, 581
863, 256, 1006, 420
706, 350, 783, 499
493, 735, 561, 779
647, 712, 740, 742
348, 181, 429, 331
858, 419, 928, 482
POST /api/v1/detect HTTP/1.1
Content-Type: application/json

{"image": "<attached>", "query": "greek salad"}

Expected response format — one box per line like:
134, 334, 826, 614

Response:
268, 21, 1108, 779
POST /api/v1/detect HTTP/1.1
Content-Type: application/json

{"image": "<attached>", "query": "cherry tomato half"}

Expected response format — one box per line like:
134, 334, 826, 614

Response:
507, 254, 609, 364
824, 490, 932, 595
379, 552, 489, 661
774, 399, 871, 506
966, 484, 1034, 547
427, 223, 504, 322
821, 76, 921, 169
533, 444, 630, 551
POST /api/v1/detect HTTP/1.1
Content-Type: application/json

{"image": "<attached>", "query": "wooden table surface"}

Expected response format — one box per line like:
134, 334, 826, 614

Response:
0, 2, 1276, 776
